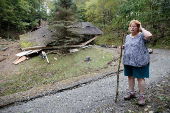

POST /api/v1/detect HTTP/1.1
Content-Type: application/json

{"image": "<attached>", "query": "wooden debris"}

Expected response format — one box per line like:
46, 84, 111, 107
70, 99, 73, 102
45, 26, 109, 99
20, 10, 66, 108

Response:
52, 51, 58, 54
82, 46, 89, 49
20, 23, 103, 49
69, 49, 79, 53
13, 49, 42, 65
13, 56, 27, 65
15, 49, 42, 57
13, 35, 100, 65
82, 35, 99, 45
15, 50, 32, 57
22, 35, 99, 51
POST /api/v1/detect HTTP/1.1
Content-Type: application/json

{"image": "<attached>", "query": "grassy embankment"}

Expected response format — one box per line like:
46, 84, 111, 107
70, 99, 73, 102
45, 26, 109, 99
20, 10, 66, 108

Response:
1, 25, 169, 96
1, 46, 119, 96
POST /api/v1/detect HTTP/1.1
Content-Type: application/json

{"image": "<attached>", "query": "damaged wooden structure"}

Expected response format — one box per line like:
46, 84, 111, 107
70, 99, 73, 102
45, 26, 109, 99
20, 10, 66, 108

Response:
14, 22, 103, 64
20, 22, 103, 50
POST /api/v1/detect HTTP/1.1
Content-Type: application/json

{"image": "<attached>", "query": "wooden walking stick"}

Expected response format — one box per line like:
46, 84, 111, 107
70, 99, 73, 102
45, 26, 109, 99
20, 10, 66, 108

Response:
115, 34, 124, 103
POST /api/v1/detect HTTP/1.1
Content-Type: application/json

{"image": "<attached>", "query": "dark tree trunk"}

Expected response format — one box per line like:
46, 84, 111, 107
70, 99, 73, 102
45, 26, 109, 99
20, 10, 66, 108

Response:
7, 22, 10, 40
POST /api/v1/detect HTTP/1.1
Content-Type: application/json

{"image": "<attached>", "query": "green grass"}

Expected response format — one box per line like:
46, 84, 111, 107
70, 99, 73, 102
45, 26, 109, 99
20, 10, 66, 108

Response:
1, 46, 118, 96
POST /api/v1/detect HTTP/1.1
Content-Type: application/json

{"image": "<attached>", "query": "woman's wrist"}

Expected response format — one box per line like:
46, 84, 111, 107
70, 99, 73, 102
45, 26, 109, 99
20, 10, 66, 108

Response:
141, 28, 145, 31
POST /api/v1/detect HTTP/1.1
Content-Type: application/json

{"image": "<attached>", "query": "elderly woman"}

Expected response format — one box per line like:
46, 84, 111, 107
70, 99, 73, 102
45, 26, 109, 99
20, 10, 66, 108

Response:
123, 20, 152, 106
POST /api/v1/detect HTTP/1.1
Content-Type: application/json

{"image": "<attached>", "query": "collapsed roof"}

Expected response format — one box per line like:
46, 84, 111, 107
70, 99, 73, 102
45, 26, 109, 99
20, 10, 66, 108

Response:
69, 22, 103, 35
20, 22, 103, 48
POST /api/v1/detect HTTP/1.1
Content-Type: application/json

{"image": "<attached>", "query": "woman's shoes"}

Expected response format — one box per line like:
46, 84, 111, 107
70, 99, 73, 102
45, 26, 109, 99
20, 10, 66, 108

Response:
124, 92, 145, 106
137, 95, 145, 106
124, 92, 136, 100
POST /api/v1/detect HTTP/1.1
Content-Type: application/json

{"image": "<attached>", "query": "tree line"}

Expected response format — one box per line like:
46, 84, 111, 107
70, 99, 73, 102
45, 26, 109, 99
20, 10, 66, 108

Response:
0, 0, 169, 47
72, 0, 170, 46
48, 0, 82, 50
0, 0, 48, 39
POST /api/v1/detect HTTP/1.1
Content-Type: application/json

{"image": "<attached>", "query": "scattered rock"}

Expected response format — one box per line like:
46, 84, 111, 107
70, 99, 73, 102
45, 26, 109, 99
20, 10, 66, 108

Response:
0, 57, 6, 62
2, 47, 9, 51
112, 45, 117, 48
85, 56, 90, 62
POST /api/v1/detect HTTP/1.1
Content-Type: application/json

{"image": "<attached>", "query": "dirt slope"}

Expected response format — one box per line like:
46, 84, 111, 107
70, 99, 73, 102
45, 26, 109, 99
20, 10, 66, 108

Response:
0, 39, 22, 76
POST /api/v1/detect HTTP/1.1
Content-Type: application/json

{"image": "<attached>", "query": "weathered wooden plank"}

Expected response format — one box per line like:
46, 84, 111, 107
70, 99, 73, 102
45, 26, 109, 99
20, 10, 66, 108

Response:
13, 56, 27, 65
83, 35, 99, 45
15, 50, 33, 57
15, 49, 42, 57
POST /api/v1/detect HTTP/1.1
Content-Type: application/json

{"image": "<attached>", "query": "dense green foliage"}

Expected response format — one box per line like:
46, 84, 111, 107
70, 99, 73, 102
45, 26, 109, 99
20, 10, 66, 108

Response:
49, 0, 83, 49
0, 0, 48, 39
73, 0, 170, 48
0, 0, 169, 48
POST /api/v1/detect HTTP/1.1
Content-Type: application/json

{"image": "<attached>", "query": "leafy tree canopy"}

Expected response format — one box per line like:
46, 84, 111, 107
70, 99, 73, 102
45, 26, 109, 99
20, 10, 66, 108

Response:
0, 0, 48, 39
49, 0, 82, 49
74, 0, 170, 46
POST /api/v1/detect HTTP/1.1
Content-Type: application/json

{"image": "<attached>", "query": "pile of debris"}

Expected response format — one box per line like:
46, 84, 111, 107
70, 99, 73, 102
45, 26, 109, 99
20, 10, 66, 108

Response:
13, 36, 100, 64
13, 22, 104, 65
12, 21, 153, 65
13, 49, 42, 64
13, 44, 153, 65
12, 48, 81, 65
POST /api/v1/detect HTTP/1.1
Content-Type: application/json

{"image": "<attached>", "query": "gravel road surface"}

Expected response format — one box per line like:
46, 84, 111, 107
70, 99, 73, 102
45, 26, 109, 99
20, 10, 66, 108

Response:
1, 49, 170, 113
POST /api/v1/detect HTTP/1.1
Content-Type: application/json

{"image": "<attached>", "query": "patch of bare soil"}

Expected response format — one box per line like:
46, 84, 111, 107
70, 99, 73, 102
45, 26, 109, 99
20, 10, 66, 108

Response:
0, 39, 22, 77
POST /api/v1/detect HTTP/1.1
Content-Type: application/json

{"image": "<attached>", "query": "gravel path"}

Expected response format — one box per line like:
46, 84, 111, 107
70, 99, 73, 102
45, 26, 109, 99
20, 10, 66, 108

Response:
1, 49, 170, 113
